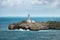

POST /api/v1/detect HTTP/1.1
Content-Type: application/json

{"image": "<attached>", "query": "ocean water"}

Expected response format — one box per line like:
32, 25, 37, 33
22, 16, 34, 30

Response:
0, 17, 60, 40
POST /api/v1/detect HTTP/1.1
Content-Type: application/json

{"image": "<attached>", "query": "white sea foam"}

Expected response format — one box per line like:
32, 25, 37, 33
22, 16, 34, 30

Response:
38, 30, 55, 32
19, 29, 30, 31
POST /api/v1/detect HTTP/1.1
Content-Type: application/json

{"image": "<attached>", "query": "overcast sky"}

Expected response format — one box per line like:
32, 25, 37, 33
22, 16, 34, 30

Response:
0, 0, 60, 17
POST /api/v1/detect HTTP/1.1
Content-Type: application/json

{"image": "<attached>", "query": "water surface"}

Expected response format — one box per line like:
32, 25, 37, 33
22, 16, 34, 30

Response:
0, 17, 60, 40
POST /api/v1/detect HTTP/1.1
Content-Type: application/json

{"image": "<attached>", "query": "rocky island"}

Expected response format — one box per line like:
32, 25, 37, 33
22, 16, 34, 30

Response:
8, 14, 60, 31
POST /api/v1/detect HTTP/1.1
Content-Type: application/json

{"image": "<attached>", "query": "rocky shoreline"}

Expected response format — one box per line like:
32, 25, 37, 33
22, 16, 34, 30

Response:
8, 21, 60, 31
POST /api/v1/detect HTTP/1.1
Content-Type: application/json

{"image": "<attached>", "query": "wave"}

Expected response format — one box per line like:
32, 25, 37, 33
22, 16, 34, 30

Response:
19, 29, 30, 31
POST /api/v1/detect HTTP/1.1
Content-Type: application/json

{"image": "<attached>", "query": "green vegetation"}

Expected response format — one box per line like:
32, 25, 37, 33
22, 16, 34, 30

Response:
21, 20, 27, 23
47, 21, 60, 29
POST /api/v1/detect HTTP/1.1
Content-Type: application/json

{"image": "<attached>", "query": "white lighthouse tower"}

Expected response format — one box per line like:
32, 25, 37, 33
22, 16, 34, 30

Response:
27, 14, 31, 23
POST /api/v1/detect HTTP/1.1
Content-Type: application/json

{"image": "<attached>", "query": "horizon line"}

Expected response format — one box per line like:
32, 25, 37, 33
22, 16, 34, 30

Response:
0, 16, 60, 17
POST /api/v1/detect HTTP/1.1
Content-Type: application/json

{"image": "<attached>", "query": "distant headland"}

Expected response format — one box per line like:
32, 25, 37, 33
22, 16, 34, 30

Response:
8, 14, 60, 31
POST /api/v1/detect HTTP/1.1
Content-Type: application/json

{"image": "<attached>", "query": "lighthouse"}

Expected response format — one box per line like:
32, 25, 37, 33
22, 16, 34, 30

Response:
28, 14, 30, 20
26, 14, 35, 23
26, 14, 31, 23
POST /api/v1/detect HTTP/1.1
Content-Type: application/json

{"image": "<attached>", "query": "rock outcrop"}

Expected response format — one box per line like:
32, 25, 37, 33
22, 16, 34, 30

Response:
8, 21, 60, 31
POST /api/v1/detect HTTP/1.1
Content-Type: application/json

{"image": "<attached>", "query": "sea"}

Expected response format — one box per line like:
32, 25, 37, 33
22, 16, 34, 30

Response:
0, 17, 60, 40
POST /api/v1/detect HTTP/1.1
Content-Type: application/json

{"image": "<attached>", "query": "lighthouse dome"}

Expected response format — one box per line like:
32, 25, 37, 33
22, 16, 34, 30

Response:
26, 20, 31, 23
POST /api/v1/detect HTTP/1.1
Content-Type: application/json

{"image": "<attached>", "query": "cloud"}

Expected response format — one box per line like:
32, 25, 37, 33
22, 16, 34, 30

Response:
0, 0, 60, 8
0, 0, 24, 7
32, 0, 48, 5
32, 0, 60, 8
0, 0, 34, 8
50, 0, 60, 8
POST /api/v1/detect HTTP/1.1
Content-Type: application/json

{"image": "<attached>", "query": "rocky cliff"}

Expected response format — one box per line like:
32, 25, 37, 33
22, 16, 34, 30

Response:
8, 21, 60, 31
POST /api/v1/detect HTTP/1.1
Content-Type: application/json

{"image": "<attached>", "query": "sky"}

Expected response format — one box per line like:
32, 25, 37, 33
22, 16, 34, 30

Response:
0, 0, 60, 17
